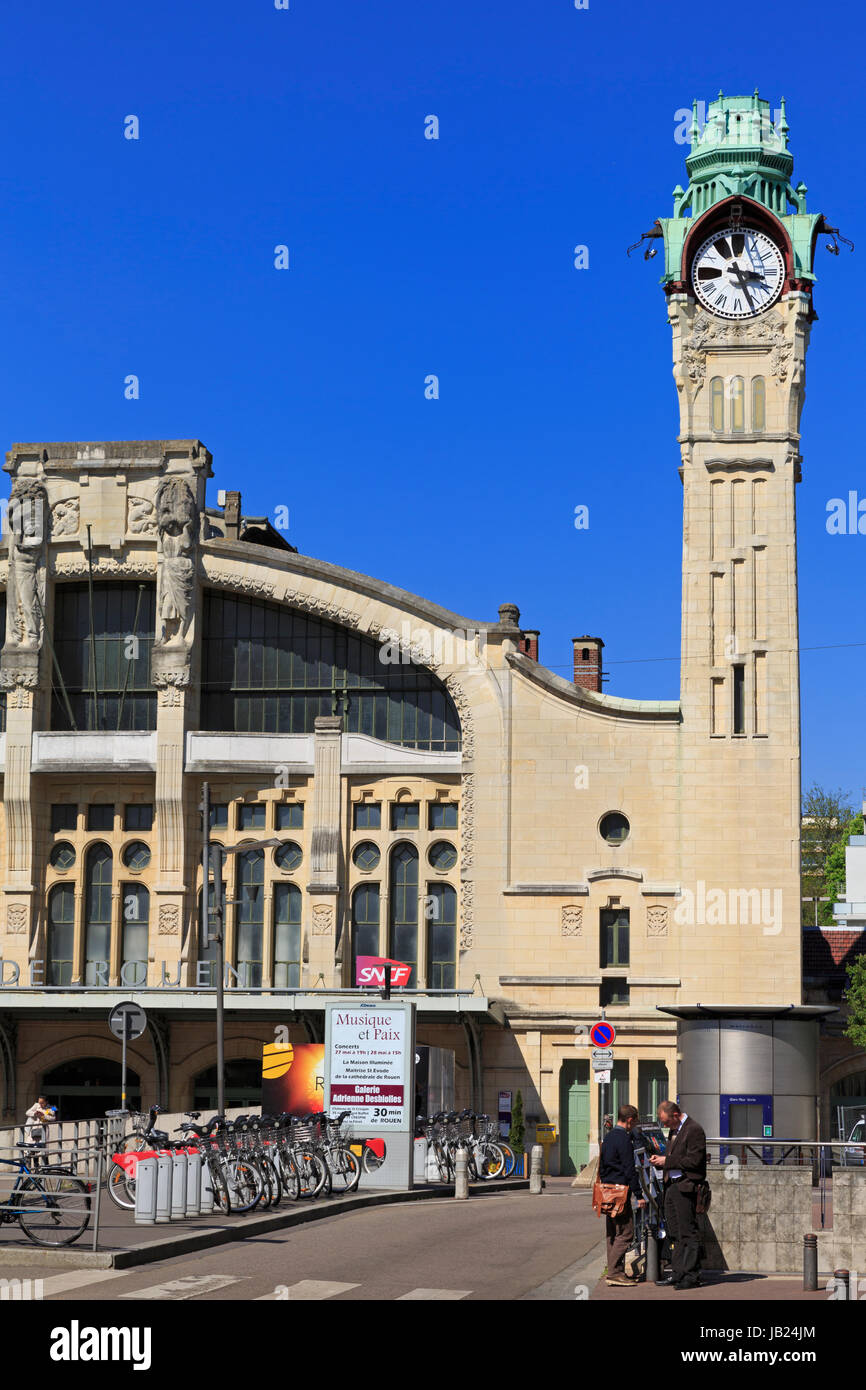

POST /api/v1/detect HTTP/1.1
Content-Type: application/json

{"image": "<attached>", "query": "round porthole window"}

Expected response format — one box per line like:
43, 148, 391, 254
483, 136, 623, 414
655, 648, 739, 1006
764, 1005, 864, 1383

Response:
274, 841, 303, 873
50, 842, 76, 871
599, 813, 630, 845
428, 841, 458, 871
122, 841, 151, 871
352, 842, 381, 872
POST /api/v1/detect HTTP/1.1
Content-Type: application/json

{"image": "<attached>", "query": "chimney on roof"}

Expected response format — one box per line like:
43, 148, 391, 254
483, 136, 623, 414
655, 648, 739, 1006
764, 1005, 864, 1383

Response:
572, 636, 604, 692
519, 629, 540, 661
224, 490, 241, 541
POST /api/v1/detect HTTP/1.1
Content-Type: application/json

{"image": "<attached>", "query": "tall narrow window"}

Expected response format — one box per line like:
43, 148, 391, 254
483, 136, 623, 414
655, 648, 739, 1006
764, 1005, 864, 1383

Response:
710, 377, 724, 431
48, 884, 75, 986
600, 909, 630, 967
237, 849, 264, 987
426, 883, 457, 990
85, 845, 113, 985
198, 877, 225, 987
733, 663, 746, 734
352, 884, 381, 976
389, 845, 418, 986
730, 377, 745, 433
274, 883, 302, 988
752, 376, 766, 432
121, 884, 149, 986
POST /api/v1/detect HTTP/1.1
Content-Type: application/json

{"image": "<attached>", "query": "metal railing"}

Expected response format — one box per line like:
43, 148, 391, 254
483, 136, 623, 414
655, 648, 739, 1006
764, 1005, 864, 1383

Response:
0, 1116, 127, 1179
705, 1137, 866, 1168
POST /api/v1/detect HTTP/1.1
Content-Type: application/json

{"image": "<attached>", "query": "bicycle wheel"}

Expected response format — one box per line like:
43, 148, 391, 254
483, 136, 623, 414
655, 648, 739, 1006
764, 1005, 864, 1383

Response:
497, 1142, 516, 1177
260, 1155, 282, 1207
296, 1150, 328, 1199
106, 1133, 143, 1210
478, 1143, 505, 1179
276, 1147, 301, 1201
16, 1174, 91, 1247
362, 1143, 386, 1174
226, 1160, 263, 1213
329, 1147, 360, 1193
208, 1163, 231, 1214
434, 1143, 451, 1183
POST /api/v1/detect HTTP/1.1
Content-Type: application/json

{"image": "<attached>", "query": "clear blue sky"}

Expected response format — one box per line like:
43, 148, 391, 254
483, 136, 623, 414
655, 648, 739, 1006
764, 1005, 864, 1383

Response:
1, 0, 863, 796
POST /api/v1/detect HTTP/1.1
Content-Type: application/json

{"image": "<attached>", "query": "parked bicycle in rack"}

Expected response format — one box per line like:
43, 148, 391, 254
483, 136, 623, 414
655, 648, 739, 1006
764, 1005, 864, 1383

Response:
421, 1109, 513, 1182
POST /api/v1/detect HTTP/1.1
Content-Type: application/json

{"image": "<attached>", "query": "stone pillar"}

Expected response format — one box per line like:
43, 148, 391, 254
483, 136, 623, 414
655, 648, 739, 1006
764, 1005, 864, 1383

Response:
307, 716, 342, 986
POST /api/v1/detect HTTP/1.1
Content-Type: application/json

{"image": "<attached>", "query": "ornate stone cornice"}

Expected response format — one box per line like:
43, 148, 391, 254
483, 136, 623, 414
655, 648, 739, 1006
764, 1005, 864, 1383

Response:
51, 555, 156, 578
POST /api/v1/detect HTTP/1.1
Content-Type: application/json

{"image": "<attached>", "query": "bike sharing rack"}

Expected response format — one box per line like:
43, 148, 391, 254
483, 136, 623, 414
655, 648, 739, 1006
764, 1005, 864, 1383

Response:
121, 1146, 215, 1225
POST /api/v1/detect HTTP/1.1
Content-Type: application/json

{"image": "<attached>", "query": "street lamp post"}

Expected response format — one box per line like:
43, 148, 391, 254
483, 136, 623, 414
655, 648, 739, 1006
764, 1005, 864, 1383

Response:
201, 781, 282, 1116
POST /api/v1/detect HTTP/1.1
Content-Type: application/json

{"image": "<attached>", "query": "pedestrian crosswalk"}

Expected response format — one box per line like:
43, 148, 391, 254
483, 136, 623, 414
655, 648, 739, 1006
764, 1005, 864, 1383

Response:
35, 1266, 473, 1302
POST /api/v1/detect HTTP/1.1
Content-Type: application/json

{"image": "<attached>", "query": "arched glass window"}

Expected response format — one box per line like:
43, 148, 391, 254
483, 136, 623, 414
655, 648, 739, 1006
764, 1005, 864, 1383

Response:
426, 883, 457, 990
352, 883, 380, 975
730, 377, 745, 433
48, 883, 75, 986
389, 845, 418, 986
274, 882, 302, 988
710, 378, 724, 431
0, 594, 6, 732
752, 376, 766, 432
84, 845, 113, 985
236, 849, 264, 987
201, 593, 461, 751
121, 883, 149, 987
52, 583, 156, 731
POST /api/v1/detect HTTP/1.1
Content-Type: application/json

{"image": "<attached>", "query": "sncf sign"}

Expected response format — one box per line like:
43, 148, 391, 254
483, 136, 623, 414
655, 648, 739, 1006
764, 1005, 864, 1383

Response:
355, 956, 412, 988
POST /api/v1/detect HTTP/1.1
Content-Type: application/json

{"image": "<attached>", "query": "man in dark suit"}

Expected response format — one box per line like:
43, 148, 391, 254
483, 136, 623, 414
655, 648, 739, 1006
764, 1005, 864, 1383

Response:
649, 1099, 707, 1290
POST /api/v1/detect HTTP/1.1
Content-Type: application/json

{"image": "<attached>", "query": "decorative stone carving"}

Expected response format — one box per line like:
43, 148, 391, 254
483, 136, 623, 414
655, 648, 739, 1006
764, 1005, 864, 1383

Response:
157, 686, 184, 708
682, 310, 791, 387
6, 480, 48, 649
561, 905, 583, 937
158, 904, 180, 935
6, 905, 27, 934
312, 904, 334, 936
50, 497, 79, 537
51, 555, 155, 578
128, 495, 157, 536
459, 878, 474, 949
204, 569, 276, 599
647, 905, 669, 936
156, 477, 197, 639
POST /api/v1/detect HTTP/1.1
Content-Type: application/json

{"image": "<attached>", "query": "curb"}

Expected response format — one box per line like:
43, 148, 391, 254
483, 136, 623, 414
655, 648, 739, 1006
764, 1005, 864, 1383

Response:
0, 1178, 530, 1270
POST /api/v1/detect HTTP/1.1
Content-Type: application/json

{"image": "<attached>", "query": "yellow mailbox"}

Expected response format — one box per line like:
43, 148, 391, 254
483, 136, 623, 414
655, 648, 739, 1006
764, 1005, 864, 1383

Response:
535, 1123, 557, 1173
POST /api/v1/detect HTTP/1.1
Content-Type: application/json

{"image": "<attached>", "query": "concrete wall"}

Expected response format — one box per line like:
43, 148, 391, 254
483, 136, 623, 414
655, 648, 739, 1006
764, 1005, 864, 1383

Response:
701, 1167, 866, 1274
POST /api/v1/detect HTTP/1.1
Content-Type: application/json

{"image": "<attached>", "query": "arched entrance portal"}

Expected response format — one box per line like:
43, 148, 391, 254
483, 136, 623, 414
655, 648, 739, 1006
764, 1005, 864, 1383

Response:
193, 1060, 262, 1111
41, 1059, 141, 1122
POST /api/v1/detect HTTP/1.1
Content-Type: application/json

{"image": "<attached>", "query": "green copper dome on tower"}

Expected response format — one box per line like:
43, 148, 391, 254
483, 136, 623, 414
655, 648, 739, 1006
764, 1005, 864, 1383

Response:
657, 91, 821, 289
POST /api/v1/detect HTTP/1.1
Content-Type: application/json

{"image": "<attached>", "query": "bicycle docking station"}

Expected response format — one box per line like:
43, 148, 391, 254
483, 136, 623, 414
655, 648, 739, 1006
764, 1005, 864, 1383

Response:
133, 1149, 215, 1226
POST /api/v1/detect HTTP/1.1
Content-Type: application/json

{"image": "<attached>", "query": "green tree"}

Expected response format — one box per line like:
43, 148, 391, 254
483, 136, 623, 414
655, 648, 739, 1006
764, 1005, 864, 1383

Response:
844, 953, 866, 1050
824, 811, 864, 915
801, 784, 858, 926
508, 1089, 525, 1154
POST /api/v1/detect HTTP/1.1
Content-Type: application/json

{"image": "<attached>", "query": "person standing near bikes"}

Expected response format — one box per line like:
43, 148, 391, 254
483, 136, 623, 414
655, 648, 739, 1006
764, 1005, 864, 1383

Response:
24, 1096, 54, 1144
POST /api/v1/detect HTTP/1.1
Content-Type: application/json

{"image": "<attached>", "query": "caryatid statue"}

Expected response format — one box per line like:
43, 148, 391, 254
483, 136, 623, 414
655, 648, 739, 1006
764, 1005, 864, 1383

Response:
155, 477, 197, 641
6, 480, 48, 650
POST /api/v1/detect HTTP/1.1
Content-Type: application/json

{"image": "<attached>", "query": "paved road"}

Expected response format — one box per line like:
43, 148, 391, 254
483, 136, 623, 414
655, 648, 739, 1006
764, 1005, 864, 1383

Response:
17, 1184, 604, 1303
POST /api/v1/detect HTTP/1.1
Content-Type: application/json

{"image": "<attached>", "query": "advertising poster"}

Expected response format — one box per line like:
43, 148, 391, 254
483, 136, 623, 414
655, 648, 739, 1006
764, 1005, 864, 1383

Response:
327, 1005, 411, 1129
261, 1041, 324, 1116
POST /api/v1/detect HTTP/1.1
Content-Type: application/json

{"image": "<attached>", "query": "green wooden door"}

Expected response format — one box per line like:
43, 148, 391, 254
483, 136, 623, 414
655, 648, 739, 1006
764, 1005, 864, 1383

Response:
559, 1060, 591, 1175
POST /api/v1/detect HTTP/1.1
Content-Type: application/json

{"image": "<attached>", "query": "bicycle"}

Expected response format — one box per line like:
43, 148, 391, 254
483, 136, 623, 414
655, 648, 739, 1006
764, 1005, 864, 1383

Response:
0, 1145, 91, 1247
107, 1105, 164, 1209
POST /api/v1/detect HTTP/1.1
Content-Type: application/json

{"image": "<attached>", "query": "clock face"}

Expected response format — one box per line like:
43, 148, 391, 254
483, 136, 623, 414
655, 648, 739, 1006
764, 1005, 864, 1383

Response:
691, 227, 784, 319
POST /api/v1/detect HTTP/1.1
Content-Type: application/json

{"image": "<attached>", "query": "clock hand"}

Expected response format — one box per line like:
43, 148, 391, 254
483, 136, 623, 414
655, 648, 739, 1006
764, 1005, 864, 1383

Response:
729, 262, 755, 310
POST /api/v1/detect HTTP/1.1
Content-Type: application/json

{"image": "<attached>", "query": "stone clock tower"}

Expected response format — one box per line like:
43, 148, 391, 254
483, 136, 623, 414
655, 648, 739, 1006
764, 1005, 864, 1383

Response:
654, 93, 834, 1004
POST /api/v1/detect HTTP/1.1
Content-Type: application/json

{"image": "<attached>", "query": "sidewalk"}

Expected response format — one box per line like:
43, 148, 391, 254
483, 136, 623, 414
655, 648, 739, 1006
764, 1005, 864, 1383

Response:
0, 1175, 528, 1270
592, 1270, 829, 1301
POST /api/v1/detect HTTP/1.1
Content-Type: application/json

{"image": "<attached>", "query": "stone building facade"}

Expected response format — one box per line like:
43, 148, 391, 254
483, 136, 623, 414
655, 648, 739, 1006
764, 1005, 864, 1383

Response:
0, 94, 836, 1168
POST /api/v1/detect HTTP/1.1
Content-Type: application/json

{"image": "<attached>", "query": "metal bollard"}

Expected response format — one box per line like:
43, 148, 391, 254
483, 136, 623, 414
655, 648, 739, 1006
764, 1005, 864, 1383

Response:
185, 1151, 202, 1217
135, 1157, 158, 1225
646, 1230, 660, 1284
833, 1268, 849, 1300
803, 1234, 818, 1291
200, 1159, 215, 1213
171, 1150, 188, 1220
529, 1144, 544, 1194
155, 1153, 173, 1223
454, 1147, 469, 1199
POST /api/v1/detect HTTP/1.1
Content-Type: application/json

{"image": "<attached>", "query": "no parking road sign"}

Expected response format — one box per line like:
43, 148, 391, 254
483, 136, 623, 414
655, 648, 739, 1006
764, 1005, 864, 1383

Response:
589, 1021, 616, 1049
